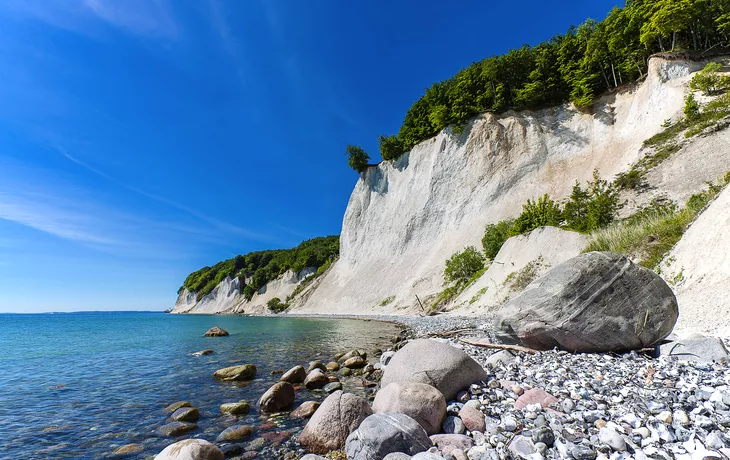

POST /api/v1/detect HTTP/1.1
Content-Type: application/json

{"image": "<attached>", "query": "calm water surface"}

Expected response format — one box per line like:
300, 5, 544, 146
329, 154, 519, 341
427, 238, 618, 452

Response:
0, 312, 401, 459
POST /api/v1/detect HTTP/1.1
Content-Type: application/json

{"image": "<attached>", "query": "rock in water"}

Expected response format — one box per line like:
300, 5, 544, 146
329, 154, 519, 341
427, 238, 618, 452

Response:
170, 407, 199, 422
213, 364, 257, 381
158, 421, 198, 437
299, 390, 372, 454
258, 382, 295, 413
219, 401, 250, 415
372, 382, 446, 435
216, 425, 254, 442
303, 369, 329, 390
291, 401, 320, 419
203, 327, 229, 337
165, 401, 191, 413
280, 365, 307, 384
343, 356, 367, 369
345, 412, 433, 460
380, 339, 488, 400
154, 439, 224, 460
496, 252, 678, 352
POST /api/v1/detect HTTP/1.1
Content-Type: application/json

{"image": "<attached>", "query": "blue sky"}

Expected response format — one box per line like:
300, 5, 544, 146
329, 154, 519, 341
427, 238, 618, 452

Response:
0, 0, 620, 313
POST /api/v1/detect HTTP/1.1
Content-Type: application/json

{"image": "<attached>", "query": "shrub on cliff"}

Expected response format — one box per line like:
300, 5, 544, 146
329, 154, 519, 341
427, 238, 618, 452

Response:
690, 62, 726, 96
481, 219, 516, 261
347, 145, 370, 173
512, 194, 563, 235
444, 246, 485, 284
563, 171, 619, 233
267, 297, 288, 313
378, 135, 405, 161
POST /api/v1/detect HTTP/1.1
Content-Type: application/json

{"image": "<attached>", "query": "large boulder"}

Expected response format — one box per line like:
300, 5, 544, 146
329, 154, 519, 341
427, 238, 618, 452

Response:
380, 339, 488, 400
372, 382, 446, 435
154, 439, 224, 460
258, 382, 295, 413
213, 364, 257, 381
345, 413, 433, 460
299, 391, 372, 454
496, 252, 678, 352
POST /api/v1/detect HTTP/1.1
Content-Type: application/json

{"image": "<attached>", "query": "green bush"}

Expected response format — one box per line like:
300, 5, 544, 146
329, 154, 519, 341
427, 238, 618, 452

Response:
267, 297, 288, 313
512, 194, 563, 235
378, 135, 405, 161
347, 145, 370, 173
614, 168, 644, 190
684, 93, 701, 120
563, 171, 619, 233
444, 246, 485, 284
689, 62, 725, 95
481, 219, 515, 260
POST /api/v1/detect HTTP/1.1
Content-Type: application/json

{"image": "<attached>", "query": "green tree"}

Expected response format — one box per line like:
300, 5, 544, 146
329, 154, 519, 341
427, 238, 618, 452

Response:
481, 219, 516, 260
684, 93, 701, 120
512, 194, 563, 234
346, 145, 370, 173
267, 297, 288, 313
563, 171, 619, 232
690, 62, 724, 95
444, 246, 485, 284
378, 135, 405, 161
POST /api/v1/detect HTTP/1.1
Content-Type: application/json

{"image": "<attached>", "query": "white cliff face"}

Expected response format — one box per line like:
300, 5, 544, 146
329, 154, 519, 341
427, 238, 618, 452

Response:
171, 268, 315, 314
290, 57, 701, 315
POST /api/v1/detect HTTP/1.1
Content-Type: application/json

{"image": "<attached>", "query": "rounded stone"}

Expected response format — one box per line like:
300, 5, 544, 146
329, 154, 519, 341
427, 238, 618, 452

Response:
280, 365, 307, 384
213, 364, 257, 381
299, 390, 373, 454
203, 327, 229, 337
304, 369, 329, 390
291, 401, 320, 419
220, 401, 250, 415
372, 382, 447, 435
158, 421, 198, 437
154, 439, 224, 460
170, 407, 199, 422
345, 412, 433, 460
258, 382, 296, 413
216, 425, 254, 442
165, 401, 191, 413
343, 356, 367, 369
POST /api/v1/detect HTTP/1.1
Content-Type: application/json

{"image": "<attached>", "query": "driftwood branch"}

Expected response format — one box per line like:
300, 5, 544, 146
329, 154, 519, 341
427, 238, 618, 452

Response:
458, 338, 538, 355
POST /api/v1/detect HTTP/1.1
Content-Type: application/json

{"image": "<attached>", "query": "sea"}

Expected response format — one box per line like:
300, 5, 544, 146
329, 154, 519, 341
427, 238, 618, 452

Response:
0, 311, 402, 459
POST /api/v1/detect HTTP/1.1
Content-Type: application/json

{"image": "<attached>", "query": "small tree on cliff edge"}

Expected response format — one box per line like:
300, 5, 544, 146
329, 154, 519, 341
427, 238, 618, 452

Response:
347, 145, 370, 173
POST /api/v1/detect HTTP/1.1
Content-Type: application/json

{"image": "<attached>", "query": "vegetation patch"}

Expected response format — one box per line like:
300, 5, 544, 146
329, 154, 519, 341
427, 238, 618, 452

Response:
346, 2, 730, 171
181, 236, 339, 300
267, 297, 288, 314
584, 174, 730, 269
469, 287, 488, 306
504, 257, 549, 292
379, 296, 396, 307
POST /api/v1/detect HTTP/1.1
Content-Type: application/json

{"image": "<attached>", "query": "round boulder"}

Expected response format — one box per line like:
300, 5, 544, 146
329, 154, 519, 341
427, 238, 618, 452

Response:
496, 252, 678, 352
343, 356, 367, 369
303, 369, 329, 390
307, 361, 327, 373
216, 425, 254, 442
299, 390, 373, 454
280, 365, 307, 384
165, 401, 191, 413
372, 382, 446, 435
220, 401, 250, 415
170, 407, 199, 422
345, 412, 433, 460
291, 400, 320, 419
158, 421, 197, 437
380, 339, 488, 400
203, 327, 229, 337
258, 382, 295, 413
213, 364, 257, 381
326, 361, 340, 371
154, 439, 224, 460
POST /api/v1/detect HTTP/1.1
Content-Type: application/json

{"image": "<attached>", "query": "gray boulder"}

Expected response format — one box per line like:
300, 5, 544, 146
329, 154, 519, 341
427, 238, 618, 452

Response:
299, 390, 372, 454
372, 382, 446, 435
660, 337, 729, 362
154, 439, 224, 460
345, 413, 433, 460
383, 454, 412, 460
380, 339, 488, 400
213, 364, 256, 381
304, 369, 329, 390
496, 252, 678, 352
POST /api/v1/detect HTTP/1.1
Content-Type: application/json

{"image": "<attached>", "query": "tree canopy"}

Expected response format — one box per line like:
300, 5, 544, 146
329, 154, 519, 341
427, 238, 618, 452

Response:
359, 0, 730, 164
181, 235, 340, 300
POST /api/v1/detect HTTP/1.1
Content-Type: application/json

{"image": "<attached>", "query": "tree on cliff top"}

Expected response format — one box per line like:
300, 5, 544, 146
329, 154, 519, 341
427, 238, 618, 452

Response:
347, 145, 370, 173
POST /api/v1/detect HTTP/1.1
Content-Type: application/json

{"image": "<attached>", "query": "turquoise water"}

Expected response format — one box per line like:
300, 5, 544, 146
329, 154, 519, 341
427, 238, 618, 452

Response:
0, 312, 401, 459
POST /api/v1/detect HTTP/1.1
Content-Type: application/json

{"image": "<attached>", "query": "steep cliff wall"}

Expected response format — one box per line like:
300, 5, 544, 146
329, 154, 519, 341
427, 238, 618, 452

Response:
172, 268, 315, 314
288, 57, 702, 315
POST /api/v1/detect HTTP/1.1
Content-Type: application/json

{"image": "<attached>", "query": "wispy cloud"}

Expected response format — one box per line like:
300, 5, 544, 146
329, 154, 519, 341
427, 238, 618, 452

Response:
54, 147, 272, 242
207, 0, 248, 87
